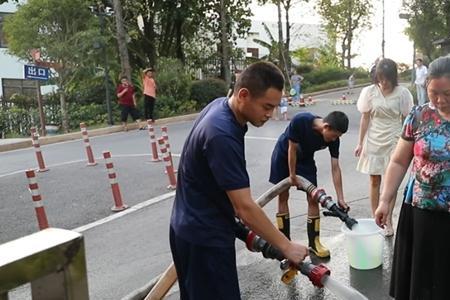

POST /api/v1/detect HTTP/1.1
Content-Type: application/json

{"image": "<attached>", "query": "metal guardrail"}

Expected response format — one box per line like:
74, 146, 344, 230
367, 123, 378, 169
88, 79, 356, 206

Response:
0, 228, 89, 300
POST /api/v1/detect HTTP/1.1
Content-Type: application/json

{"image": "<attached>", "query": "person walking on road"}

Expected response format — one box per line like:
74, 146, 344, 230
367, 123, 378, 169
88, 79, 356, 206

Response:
169, 62, 309, 300
142, 67, 157, 122
414, 58, 428, 105
290, 71, 304, 106
354, 58, 413, 236
269, 111, 350, 258
375, 56, 450, 300
116, 76, 144, 131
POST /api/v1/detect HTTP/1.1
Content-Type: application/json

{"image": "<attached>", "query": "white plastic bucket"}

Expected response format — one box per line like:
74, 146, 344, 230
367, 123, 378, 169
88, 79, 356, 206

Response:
341, 218, 384, 270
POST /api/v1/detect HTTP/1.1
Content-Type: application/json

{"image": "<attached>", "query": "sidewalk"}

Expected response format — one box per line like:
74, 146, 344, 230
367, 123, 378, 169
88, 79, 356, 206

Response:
0, 83, 371, 153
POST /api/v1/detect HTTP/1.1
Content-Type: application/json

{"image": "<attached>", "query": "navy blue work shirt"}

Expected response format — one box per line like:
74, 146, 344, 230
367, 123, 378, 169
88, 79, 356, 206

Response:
170, 97, 249, 247
276, 112, 339, 161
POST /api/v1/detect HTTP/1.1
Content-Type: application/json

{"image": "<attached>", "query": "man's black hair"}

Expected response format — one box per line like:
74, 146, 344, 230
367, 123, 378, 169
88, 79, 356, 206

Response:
324, 111, 349, 133
234, 62, 284, 98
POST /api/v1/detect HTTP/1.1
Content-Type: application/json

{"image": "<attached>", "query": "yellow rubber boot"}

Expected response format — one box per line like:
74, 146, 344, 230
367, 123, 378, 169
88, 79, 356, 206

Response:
276, 213, 290, 240
307, 216, 330, 258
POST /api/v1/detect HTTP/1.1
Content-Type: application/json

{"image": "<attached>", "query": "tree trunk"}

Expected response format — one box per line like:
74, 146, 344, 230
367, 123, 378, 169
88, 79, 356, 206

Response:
143, 17, 157, 67
283, 0, 292, 75
341, 38, 346, 68
220, 0, 231, 85
276, 1, 286, 80
59, 88, 69, 133
112, 0, 132, 81
346, 1, 353, 68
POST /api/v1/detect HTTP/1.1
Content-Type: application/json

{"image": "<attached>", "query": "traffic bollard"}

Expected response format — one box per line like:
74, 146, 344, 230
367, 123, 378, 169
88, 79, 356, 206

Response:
161, 126, 176, 173
25, 169, 49, 230
80, 122, 97, 166
30, 127, 49, 172
102, 151, 128, 212
158, 138, 177, 190
147, 121, 161, 162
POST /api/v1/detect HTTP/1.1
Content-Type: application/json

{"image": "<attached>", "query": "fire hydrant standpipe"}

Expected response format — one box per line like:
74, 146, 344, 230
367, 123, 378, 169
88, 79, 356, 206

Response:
234, 176, 368, 300
255, 175, 358, 230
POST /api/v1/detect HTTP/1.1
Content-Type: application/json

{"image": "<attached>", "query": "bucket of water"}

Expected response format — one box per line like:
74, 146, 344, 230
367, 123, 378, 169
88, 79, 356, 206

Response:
341, 218, 384, 270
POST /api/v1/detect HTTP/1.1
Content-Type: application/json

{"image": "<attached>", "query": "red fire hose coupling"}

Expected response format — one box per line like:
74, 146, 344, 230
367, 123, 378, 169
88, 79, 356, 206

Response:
308, 264, 330, 288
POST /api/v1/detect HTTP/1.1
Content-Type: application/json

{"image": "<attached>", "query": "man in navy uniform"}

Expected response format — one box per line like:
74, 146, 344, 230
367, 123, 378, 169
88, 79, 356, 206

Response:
270, 111, 349, 258
170, 62, 309, 300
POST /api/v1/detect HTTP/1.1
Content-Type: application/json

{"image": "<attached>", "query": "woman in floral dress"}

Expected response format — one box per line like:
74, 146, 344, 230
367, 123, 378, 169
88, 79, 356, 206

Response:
375, 56, 450, 300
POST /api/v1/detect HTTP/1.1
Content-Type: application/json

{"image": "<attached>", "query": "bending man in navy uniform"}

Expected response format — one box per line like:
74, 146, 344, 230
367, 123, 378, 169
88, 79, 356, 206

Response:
269, 111, 349, 258
170, 62, 309, 300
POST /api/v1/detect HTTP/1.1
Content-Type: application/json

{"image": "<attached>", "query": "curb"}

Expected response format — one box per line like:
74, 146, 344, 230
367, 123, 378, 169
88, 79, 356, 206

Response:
0, 113, 198, 153
0, 83, 373, 154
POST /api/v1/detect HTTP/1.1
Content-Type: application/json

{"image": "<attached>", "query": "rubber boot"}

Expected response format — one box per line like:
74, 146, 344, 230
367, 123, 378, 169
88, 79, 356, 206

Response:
307, 216, 330, 258
276, 213, 290, 240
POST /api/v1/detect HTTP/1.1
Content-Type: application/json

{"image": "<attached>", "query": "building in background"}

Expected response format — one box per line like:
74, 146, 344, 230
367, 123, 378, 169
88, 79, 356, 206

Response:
235, 21, 327, 62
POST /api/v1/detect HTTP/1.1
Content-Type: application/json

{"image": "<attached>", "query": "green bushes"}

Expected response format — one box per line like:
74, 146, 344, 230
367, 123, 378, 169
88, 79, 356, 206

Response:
190, 78, 228, 109
0, 106, 39, 137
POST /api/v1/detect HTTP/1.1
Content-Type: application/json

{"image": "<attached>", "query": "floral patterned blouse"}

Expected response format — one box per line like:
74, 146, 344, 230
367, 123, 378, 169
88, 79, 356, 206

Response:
402, 104, 450, 212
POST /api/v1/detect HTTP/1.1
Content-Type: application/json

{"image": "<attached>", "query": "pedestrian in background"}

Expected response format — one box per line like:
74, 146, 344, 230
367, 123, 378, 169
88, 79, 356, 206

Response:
143, 67, 157, 122
354, 58, 413, 236
169, 62, 309, 300
414, 58, 428, 105
369, 57, 380, 84
375, 55, 450, 300
290, 71, 304, 106
269, 111, 350, 258
279, 91, 289, 121
116, 76, 144, 131
347, 72, 356, 95
227, 69, 242, 98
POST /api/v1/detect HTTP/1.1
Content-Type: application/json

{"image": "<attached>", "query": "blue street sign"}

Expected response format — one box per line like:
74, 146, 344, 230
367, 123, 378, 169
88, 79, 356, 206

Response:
24, 65, 49, 80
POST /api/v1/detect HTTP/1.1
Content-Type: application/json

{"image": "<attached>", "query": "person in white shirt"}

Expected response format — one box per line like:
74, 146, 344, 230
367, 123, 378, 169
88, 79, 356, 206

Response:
414, 58, 428, 105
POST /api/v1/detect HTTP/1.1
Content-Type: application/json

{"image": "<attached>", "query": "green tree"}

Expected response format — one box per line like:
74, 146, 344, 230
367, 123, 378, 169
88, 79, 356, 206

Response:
316, 0, 372, 68
3, 0, 110, 132
403, 0, 450, 60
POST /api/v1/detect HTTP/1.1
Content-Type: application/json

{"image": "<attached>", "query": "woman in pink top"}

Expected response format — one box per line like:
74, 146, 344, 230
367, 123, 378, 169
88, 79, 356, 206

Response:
143, 67, 157, 122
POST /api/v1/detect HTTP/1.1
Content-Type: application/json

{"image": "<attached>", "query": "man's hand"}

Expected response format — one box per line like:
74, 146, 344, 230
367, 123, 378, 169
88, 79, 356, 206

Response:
289, 174, 302, 189
282, 241, 309, 265
338, 199, 350, 213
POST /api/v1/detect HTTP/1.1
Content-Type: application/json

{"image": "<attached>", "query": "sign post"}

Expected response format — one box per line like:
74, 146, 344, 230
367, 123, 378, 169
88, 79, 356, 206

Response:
24, 65, 49, 136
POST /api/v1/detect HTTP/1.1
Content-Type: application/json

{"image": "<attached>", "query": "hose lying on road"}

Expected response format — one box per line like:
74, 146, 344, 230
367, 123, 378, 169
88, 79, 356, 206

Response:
125, 175, 357, 299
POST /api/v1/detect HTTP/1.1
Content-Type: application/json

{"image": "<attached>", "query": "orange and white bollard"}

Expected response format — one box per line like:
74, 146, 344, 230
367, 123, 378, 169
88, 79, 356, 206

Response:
161, 126, 176, 172
80, 122, 97, 166
147, 120, 161, 162
103, 151, 128, 212
158, 137, 177, 190
30, 127, 49, 172
25, 169, 49, 230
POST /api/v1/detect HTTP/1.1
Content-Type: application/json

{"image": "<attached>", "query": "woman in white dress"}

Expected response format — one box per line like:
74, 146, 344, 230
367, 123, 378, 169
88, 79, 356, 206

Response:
354, 58, 413, 236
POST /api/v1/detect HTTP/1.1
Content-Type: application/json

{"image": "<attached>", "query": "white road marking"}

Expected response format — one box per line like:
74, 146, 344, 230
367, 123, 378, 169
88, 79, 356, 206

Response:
73, 191, 176, 233
0, 153, 181, 178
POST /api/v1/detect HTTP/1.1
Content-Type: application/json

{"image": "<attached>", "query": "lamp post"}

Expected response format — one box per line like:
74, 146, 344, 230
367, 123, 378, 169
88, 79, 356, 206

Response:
90, 2, 114, 126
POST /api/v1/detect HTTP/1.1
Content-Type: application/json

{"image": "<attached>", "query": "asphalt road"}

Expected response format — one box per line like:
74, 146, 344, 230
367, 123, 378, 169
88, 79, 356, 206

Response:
1, 87, 404, 299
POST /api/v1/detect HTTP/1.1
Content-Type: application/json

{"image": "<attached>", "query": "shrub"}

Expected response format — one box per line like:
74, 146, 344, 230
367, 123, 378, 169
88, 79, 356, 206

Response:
190, 78, 228, 109
303, 67, 351, 85
157, 58, 192, 105
155, 95, 197, 118
67, 103, 110, 129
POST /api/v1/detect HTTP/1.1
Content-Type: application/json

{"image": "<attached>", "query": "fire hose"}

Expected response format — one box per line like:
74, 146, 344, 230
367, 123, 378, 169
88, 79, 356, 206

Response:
256, 175, 358, 229
233, 175, 367, 300
142, 175, 362, 299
